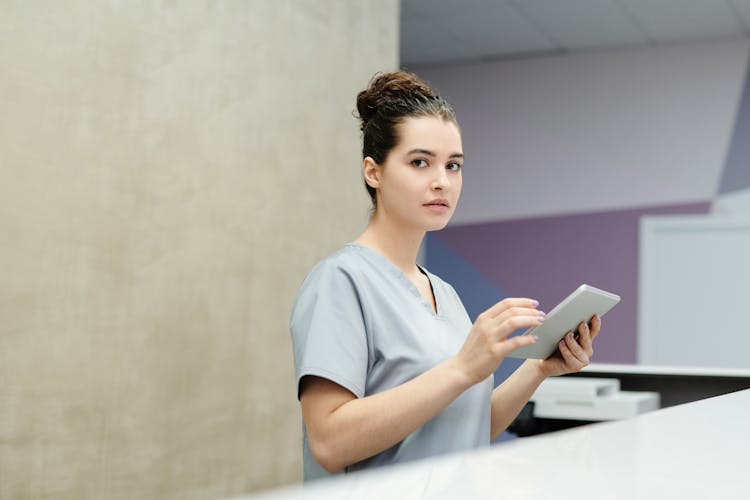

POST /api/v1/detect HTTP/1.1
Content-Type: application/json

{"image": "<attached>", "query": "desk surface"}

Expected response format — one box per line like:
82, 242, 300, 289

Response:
247, 389, 750, 500
582, 362, 750, 378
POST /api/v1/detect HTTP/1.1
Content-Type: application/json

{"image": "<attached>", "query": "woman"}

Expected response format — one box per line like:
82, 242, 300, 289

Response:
290, 71, 601, 481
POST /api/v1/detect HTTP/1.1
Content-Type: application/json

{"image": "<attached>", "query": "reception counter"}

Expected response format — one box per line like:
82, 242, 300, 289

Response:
245, 388, 750, 499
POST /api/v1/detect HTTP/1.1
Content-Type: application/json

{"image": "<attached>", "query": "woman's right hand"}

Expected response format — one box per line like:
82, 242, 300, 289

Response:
452, 298, 545, 385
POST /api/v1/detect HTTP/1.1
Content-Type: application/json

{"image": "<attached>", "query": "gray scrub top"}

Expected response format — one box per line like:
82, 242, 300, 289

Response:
290, 243, 493, 481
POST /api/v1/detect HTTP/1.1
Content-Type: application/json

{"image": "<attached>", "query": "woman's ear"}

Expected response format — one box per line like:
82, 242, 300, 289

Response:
363, 157, 381, 189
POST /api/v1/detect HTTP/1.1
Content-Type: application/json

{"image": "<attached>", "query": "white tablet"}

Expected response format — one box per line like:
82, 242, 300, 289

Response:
507, 284, 621, 360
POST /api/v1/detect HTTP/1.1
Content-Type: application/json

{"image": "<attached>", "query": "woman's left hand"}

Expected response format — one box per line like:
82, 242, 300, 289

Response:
538, 315, 601, 377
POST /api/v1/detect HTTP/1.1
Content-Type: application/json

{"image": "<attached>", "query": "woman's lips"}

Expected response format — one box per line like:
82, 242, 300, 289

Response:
424, 200, 450, 212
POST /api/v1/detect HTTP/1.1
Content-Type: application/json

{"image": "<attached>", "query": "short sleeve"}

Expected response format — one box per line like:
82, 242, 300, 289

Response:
290, 260, 369, 400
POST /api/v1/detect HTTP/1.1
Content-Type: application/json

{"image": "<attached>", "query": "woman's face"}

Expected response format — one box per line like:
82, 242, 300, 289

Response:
368, 115, 463, 232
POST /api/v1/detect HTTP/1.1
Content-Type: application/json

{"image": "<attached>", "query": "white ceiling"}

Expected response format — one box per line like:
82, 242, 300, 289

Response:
401, 0, 750, 67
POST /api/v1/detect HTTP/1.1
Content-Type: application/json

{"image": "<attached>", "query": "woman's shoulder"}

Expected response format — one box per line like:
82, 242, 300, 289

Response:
311, 243, 371, 271
298, 243, 374, 288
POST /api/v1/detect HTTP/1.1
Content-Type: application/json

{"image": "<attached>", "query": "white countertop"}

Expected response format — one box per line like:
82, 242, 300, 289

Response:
581, 363, 750, 378
245, 388, 750, 500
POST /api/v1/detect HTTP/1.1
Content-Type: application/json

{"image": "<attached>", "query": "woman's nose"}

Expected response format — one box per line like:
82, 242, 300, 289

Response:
431, 170, 449, 190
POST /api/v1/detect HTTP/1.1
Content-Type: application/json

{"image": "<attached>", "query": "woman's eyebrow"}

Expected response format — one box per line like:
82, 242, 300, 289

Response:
406, 148, 436, 157
406, 148, 464, 159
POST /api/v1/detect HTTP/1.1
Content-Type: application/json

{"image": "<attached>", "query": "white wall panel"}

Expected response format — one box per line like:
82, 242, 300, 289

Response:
639, 216, 750, 368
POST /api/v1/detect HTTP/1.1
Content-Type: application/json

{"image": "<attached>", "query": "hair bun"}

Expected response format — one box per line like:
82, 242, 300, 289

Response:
356, 71, 437, 131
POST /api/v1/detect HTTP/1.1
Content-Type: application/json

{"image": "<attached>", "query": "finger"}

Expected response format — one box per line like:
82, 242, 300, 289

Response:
589, 314, 602, 339
576, 320, 593, 355
486, 298, 539, 318
495, 314, 545, 341
558, 338, 586, 371
561, 332, 589, 366
494, 306, 546, 326
495, 334, 538, 357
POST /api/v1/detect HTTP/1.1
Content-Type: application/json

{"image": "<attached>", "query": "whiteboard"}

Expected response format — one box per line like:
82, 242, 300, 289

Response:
638, 216, 750, 368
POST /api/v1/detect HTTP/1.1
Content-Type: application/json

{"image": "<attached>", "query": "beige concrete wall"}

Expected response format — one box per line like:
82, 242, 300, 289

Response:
0, 1, 398, 498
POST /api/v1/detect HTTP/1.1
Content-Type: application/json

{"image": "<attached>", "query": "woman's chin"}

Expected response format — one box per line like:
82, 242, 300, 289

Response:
424, 219, 451, 232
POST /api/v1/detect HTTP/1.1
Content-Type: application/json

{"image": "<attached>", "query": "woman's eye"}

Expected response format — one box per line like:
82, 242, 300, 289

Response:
411, 159, 428, 168
447, 162, 462, 172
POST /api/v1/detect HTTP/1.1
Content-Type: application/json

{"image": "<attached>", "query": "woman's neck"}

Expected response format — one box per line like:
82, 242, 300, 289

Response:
354, 211, 425, 277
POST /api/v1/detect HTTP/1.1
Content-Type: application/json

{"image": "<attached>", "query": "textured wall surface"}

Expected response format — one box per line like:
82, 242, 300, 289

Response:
0, 1, 398, 498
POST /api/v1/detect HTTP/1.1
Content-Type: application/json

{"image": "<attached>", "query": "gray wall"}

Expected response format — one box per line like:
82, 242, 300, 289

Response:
0, 1, 398, 498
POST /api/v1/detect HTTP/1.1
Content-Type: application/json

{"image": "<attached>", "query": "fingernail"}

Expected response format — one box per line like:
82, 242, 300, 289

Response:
538, 315, 546, 322
531, 335, 539, 342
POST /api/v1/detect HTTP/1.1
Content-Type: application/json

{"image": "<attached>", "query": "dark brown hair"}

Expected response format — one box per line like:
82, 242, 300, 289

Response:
355, 71, 457, 206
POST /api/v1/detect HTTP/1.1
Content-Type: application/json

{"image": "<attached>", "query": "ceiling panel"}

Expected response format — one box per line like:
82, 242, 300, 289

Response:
400, 11, 479, 66
730, 0, 750, 30
436, 2, 557, 60
621, 0, 745, 42
402, 0, 498, 18
400, 0, 750, 66
514, 0, 645, 49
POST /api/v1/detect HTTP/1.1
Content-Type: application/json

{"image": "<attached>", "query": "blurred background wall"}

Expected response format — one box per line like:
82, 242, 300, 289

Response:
416, 38, 750, 402
0, 1, 398, 498
418, 38, 750, 364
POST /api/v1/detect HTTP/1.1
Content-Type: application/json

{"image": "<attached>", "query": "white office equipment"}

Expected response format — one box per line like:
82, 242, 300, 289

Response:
531, 390, 660, 421
529, 377, 659, 421
532, 377, 620, 398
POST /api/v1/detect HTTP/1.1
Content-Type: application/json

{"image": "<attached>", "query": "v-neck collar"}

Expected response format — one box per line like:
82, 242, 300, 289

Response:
347, 242, 442, 318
